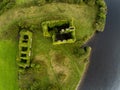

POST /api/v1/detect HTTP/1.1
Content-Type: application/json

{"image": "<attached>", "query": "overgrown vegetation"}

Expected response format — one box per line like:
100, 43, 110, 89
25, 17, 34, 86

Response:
0, 0, 107, 90
94, 0, 107, 31
0, 0, 15, 15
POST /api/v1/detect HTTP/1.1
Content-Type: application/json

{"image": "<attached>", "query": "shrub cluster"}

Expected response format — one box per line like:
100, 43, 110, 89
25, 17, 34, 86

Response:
94, 0, 107, 31
17, 19, 40, 32
73, 46, 91, 58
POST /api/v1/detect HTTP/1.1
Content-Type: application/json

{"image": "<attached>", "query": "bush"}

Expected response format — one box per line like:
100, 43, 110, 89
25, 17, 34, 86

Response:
100, 7, 107, 14
96, 0, 106, 7
95, 17, 106, 31
73, 46, 90, 57
94, 0, 107, 31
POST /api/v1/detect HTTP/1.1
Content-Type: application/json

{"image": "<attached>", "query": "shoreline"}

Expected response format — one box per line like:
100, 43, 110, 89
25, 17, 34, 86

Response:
76, 46, 92, 90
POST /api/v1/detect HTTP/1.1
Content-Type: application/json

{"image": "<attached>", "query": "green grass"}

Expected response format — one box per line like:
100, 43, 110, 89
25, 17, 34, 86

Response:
0, 3, 96, 90
16, 0, 28, 5
0, 0, 106, 90
0, 40, 18, 90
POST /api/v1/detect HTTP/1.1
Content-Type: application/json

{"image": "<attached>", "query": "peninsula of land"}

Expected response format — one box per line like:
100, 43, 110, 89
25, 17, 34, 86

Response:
0, 0, 107, 90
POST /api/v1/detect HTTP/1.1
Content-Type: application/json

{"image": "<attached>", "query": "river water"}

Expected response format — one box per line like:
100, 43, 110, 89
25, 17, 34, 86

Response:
78, 0, 120, 90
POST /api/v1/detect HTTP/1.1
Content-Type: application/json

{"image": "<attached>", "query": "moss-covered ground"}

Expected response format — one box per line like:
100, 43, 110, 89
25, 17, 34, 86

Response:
0, 0, 107, 90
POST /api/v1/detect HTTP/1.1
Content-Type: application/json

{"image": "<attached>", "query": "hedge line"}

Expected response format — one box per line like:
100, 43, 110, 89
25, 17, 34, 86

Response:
94, 0, 107, 31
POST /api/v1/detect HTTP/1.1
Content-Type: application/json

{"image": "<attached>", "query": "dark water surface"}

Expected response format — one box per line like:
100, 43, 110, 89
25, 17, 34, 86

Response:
78, 0, 120, 90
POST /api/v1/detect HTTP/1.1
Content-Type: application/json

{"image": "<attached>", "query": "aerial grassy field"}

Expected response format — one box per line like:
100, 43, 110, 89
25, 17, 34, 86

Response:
0, 40, 18, 90
0, 0, 107, 90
